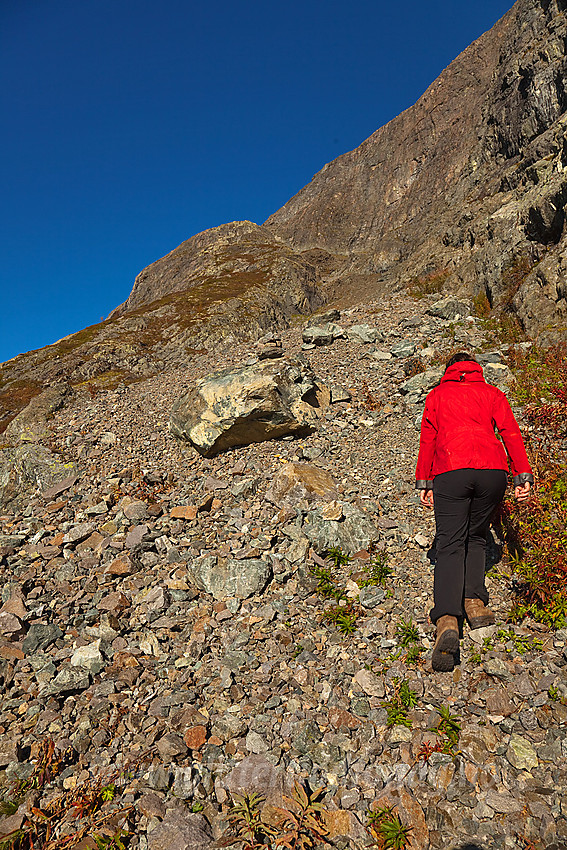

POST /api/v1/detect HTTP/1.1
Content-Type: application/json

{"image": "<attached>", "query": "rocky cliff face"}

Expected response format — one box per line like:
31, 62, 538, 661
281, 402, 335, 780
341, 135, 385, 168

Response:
112, 0, 567, 341
264, 0, 567, 337
0, 0, 565, 433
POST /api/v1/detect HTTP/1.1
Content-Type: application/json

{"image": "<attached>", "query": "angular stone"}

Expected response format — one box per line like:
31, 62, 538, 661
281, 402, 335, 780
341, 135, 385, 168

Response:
223, 754, 284, 803
302, 502, 379, 554
390, 340, 417, 358
191, 556, 272, 600
62, 522, 95, 545
156, 733, 188, 759
400, 368, 443, 397
22, 623, 63, 654
302, 323, 343, 345
0, 443, 77, 510
170, 505, 198, 520
506, 734, 539, 770
71, 639, 104, 674
353, 669, 385, 698
43, 665, 90, 696
266, 462, 338, 507
124, 524, 149, 550
358, 585, 386, 608
484, 790, 523, 813
183, 726, 207, 751
0, 612, 23, 637
427, 296, 471, 320
170, 357, 327, 457
484, 657, 513, 681
148, 811, 213, 850
122, 500, 149, 521
347, 325, 380, 343
98, 591, 131, 614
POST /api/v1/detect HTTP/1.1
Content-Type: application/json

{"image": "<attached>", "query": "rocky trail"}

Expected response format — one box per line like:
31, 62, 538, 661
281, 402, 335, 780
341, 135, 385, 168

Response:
0, 292, 566, 850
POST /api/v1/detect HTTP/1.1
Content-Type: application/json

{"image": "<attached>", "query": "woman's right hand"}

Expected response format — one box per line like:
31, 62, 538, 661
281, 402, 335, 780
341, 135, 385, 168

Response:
420, 489, 434, 509
514, 482, 531, 502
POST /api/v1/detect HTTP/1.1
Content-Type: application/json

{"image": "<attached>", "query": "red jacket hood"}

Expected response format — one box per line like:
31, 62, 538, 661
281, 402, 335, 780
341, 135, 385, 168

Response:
441, 361, 485, 383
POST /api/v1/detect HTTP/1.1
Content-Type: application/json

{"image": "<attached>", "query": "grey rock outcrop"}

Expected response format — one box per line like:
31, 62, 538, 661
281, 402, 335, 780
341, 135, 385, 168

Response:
190, 555, 272, 600
302, 502, 380, 554
0, 443, 77, 511
170, 358, 328, 457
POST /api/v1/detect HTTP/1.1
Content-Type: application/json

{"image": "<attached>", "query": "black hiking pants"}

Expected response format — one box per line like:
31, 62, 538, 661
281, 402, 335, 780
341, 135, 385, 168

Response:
430, 468, 507, 623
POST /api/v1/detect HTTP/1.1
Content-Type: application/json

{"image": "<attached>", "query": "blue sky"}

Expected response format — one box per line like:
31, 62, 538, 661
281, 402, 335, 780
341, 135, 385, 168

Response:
1, 0, 513, 363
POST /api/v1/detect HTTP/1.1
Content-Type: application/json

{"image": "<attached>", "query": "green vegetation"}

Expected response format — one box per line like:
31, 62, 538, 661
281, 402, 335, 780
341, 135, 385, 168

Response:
433, 705, 461, 753
322, 604, 359, 635
367, 805, 413, 849
358, 551, 392, 587
500, 343, 567, 628
222, 783, 329, 850
382, 679, 418, 728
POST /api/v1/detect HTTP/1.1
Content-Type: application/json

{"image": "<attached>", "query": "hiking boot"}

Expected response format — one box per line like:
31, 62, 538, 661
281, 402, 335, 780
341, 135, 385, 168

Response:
432, 615, 459, 672
464, 598, 495, 629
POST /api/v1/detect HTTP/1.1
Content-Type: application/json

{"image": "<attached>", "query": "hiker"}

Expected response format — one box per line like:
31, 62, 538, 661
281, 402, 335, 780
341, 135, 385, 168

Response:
415, 352, 533, 672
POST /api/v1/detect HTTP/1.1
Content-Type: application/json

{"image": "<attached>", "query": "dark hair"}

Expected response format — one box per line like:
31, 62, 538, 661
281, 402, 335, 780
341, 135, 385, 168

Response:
444, 352, 479, 372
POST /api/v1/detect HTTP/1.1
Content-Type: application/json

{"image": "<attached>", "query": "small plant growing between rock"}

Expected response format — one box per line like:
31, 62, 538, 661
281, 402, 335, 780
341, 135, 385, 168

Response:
367, 804, 413, 849
326, 546, 351, 568
396, 618, 420, 647
395, 618, 424, 666
93, 832, 128, 850
273, 782, 330, 849
222, 783, 330, 850
223, 792, 276, 849
494, 628, 542, 656
358, 550, 392, 587
382, 679, 418, 728
432, 705, 461, 753
322, 604, 359, 635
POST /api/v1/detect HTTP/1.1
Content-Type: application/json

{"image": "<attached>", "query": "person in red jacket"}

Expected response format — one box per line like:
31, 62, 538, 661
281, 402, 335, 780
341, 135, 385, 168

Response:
415, 352, 533, 672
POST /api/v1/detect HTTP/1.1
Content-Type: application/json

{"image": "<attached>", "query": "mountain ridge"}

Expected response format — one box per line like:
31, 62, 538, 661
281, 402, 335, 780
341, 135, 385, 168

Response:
0, 0, 566, 435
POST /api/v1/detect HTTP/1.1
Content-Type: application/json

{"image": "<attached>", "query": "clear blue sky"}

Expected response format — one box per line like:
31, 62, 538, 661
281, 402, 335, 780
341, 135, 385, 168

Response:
1, 0, 513, 364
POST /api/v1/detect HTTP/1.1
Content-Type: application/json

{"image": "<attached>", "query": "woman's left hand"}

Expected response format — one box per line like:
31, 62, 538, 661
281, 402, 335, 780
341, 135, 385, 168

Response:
514, 482, 531, 502
420, 489, 434, 509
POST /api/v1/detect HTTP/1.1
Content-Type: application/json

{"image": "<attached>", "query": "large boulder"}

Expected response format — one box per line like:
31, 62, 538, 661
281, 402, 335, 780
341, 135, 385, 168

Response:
190, 555, 272, 600
170, 358, 327, 457
0, 443, 77, 511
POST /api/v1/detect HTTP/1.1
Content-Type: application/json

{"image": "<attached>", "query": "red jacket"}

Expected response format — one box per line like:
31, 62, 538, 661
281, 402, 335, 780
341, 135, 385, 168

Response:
415, 361, 533, 488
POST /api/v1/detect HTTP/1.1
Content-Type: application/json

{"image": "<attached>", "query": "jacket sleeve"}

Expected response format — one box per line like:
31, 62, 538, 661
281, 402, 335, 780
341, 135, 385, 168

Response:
492, 391, 534, 486
415, 392, 437, 489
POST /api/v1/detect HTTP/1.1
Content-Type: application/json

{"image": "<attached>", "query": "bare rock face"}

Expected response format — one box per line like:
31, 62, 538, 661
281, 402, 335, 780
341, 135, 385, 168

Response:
0, 444, 77, 511
2, 0, 566, 439
169, 358, 328, 457
264, 0, 567, 337
4, 384, 72, 443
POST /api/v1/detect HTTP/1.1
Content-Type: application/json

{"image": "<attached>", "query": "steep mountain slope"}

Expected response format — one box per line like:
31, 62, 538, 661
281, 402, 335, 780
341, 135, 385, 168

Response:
264, 0, 567, 336
0, 0, 565, 435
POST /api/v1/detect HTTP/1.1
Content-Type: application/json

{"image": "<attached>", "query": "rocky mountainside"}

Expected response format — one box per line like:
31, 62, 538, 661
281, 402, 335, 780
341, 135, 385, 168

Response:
1, 294, 566, 850
1, 0, 566, 436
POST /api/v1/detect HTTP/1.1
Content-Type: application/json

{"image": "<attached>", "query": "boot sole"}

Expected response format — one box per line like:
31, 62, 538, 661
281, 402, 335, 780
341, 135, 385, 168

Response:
466, 614, 495, 630
432, 629, 459, 672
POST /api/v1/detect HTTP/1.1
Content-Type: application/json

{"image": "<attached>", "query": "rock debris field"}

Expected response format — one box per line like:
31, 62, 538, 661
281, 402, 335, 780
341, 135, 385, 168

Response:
0, 293, 566, 850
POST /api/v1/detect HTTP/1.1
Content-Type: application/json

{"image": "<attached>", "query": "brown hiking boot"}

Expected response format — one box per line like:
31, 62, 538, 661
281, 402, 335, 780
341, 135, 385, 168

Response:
464, 598, 495, 629
431, 615, 459, 672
